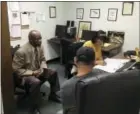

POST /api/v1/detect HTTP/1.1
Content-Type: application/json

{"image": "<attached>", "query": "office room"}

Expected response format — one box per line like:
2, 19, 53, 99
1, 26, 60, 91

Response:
1, 1, 140, 114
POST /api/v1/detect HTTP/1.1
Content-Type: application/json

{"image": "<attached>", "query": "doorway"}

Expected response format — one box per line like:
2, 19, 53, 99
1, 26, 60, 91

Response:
1, 2, 16, 114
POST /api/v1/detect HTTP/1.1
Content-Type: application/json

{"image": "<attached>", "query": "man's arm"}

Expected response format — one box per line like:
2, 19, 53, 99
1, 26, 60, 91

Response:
40, 46, 47, 69
12, 50, 33, 76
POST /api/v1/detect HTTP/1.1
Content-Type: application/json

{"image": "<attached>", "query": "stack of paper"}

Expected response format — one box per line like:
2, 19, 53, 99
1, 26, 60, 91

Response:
94, 58, 130, 73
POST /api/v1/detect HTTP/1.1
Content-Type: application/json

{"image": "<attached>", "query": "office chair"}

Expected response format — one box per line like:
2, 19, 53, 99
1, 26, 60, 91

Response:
63, 69, 140, 114
65, 42, 84, 79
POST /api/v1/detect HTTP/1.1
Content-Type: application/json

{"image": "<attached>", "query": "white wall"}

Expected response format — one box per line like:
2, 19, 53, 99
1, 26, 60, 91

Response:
9, 2, 66, 60
9, 2, 140, 61
63, 2, 140, 51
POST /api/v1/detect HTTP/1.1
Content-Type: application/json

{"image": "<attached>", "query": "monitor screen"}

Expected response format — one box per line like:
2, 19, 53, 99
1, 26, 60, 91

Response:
55, 25, 67, 38
81, 30, 98, 41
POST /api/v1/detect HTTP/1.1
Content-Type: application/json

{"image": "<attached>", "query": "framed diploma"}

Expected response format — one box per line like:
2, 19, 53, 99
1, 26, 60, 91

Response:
122, 2, 134, 15
107, 8, 118, 21
78, 21, 92, 38
49, 6, 56, 18
90, 9, 100, 18
76, 8, 84, 19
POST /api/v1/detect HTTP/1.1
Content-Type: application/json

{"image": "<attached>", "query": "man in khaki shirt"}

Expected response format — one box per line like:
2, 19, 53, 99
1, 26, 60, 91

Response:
12, 30, 60, 102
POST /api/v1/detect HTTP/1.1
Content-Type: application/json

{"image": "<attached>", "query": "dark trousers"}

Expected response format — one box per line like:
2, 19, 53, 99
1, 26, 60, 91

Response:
23, 69, 60, 97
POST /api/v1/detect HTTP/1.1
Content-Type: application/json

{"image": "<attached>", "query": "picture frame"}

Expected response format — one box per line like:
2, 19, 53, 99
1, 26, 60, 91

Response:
78, 21, 92, 38
107, 8, 118, 21
76, 8, 84, 19
49, 6, 56, 18
90, 9, 100, 18
122, 2, 134, 15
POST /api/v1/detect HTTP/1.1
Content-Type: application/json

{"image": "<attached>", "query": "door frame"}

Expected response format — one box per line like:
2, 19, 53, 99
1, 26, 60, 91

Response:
1, 2, 16, 114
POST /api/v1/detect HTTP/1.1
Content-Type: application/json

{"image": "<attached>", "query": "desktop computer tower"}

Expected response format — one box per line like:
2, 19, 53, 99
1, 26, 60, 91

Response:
66, 20, 75, 27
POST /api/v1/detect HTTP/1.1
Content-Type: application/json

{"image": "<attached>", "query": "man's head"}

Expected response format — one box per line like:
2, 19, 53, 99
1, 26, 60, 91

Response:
28, 30, 42, 47
74, 47, 95, 68
91, 30, 105, 45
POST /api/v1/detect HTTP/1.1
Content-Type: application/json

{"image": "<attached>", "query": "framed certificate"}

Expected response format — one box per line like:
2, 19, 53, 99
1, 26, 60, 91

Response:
49, 6, 56, 18
122, 2, 134, 15
78, 21, 92, 38
90, 9, 100, 18
76, 8, 84, 19
107, 8, 118, 21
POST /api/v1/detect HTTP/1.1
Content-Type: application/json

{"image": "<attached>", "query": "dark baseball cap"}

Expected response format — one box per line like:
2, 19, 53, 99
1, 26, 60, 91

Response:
76, 47, 95, 64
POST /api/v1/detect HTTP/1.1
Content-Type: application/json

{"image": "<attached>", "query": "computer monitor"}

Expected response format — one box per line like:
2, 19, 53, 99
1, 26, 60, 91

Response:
55, 25, 67, 38
81, 30, 98, 41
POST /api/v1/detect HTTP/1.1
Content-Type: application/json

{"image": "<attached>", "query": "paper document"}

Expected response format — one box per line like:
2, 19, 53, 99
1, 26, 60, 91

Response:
21, 13, 30, 25
94, 58, 130, 73
36, 13, 46, 22
10, 25, 21, 37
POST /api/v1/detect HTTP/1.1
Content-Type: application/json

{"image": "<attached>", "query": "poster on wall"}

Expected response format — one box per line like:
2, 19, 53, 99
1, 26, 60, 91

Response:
107, 8, 118, 21
21, 12, 30, 25
76, 8, 84, 19
78, 21, 92, 38
36, 13, 46, 22
122, 2, 134, 15
10, 25, 21, 39
90, 9, 100, 18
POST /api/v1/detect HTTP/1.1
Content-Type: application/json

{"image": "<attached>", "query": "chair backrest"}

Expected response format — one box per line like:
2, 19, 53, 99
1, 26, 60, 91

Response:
11, 45, 21, 87
67, 42, 84, 62
75, 69, 140, 114
11, 45, 20, 59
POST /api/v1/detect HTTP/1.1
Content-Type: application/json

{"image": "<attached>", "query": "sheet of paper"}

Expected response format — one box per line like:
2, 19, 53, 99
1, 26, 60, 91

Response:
10, 25, 21, 37
94, 58, 130, 73
36, 13, 46, 22
21, 13, 30, 25
12, 12, 20, 24
9, 2, 20, 11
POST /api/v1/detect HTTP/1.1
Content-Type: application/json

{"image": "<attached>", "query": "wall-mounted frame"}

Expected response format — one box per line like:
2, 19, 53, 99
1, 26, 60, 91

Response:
107, 8, 118, 21
122, 2, 134, 15
78, 21, 92, 38
49, 6, 56, 18
76, 8, 84, 19
90, 9, 100, 18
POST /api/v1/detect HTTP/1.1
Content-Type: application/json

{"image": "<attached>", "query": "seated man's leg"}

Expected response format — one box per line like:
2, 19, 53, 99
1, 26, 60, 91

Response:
39, 69, 61, 102
47, 69, 60, 93
23, 76, 41, 93
23, 76, 41, 113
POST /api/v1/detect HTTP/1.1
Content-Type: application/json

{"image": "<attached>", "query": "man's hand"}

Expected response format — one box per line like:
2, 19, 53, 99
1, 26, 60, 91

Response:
32, 68, 43, 77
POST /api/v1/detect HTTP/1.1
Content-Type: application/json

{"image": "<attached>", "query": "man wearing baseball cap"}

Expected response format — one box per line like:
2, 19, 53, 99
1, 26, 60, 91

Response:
60, 47, 107, 113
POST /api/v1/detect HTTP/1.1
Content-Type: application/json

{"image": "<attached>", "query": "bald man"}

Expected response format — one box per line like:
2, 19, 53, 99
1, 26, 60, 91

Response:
12, 30, 60, 103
